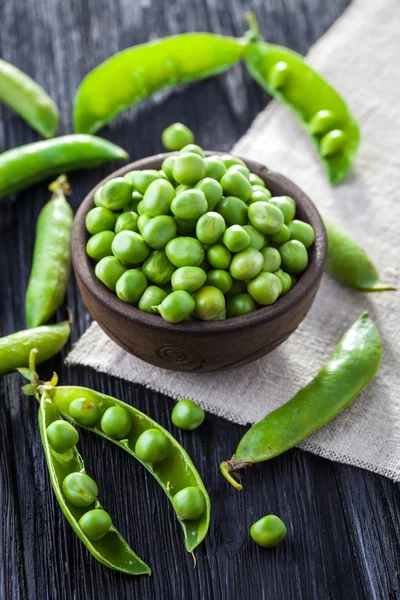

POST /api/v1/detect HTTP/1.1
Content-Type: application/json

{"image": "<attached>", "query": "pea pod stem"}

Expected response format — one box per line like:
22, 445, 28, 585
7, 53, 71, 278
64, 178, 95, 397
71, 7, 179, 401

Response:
221, 313, 382, 489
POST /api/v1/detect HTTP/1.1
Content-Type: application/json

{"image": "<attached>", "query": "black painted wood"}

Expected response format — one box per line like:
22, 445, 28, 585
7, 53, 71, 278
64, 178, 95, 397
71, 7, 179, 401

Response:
1, 0, 399, 599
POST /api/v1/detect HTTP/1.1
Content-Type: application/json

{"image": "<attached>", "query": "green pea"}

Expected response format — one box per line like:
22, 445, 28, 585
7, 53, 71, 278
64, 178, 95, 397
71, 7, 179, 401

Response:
216, 196, 248, 227
279, 240, 309, 274
86, 231, 115, 261
93, 185, 104, 207
226, 293, 257, 317
46, 420, 79, 453
248, 272, 282, 305
136, 200, 146, 215
268, 61, 289, 89
166, 237, 205, 268
261, 247, 281, 272
171, 399, 205, 431
320, 129, 346, 157
229, 248, 264, 281
126, 170, 162, 194
196, 212, 226, 245
204, 156, 227, 181
248, 189, 272, 205
171, 189, 208, 220
225, 279, 247, 299
206, 244, 231, 269
268, 196, 296, 224
112, 231, 149, 265
161, 155, 176, 179
175, 184, 190, 194
142, 215, 177, 249
309, 109, 337, 136
86, 207, 116, 234
206, 270, 233, 294
79, 509, 112, 541
156, 290, 195, 323
194, 178, 223, 211
141, 179, 175, 216
220, 154, 246, 169
115, 269, 147, 304
220, 171, 252, 202
223, 225, 251, 252
95, 256, 127, 291
135, 428, 168, 463
62, 472, 98, 508
99, 178, 132, 210
162, 123, 194, 151
179, 143, 204, 157
171, 266, 206, 293
172, 487, 205, 520
69, 398, 102, 426
274, 269, 293, 295
172, 153, 206, 185
242, 225, 266, 250
270, 224, 291, 244
193, 286, 225, 320
138, 285, 167, 313
174, 217, 197, 236
248, 201, 284, 234
215, 307, 226, 320
137, 214, 152, 235
288, 220, 315, 248
142, 250, 175, 285
249, 173, 266, 187
250, 515, 287, 548
229, 164, 251, 179
101, 406, 131, 439
115, 211, 139, 234
252, 185, 269, 194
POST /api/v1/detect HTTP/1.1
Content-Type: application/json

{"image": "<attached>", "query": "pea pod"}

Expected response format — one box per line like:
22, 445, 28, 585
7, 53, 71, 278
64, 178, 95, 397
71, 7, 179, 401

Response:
243, 14, 360, 184
0, 135, 128, 200
220, 313, 381, 489
0, 58, 59, 138
38, 393, 150, 575
0, 321, 70, 375
25, 177, 74, 328
74, 34, 247, 134
324, 218, 396, 292
50, 385, 210, 552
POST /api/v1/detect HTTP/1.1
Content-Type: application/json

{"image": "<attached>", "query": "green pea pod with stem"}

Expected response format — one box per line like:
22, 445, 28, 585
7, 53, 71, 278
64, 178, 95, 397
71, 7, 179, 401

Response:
243, 14, 360, 185
25, 176, 74, 328
0, 135, 128, 200
221, 313, 381, 490
32, 381, 150, 574
74, 33, 247, 134
0, 321, 70, 375
0, 58, 59, 138
324, 218, 396, 292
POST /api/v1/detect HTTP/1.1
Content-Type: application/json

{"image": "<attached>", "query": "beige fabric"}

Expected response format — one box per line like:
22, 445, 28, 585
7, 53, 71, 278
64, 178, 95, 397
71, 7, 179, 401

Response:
66, 0, 400, 480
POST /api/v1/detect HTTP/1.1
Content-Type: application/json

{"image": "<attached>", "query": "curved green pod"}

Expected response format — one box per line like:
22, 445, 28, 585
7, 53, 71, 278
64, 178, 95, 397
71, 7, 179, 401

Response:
243, 15, 360, 185
221, 313, 381, 489
0, 135, 128, 200
26, 177, 74, 328
74, 33, 247, 134
324, 218, 396, 292
0, 321, 70, 375
39, 394, 150, 575
50, 385, 210, 552
0, 58, 59, 138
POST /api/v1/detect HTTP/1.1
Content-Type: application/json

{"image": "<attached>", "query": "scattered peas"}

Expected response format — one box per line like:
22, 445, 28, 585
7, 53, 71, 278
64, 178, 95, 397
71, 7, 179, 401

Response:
250, 515, 287, 548
171, 399, 205, 431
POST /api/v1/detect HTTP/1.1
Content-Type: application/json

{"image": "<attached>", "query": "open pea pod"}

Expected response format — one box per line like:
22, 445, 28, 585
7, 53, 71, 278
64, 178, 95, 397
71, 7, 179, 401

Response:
243, 15, 360, 184
39, 394, 151, 575
50, 385, 210, 552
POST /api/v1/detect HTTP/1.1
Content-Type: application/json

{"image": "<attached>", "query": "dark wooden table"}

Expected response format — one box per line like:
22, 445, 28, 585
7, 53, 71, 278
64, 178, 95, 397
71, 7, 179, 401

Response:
1, 0, 399, 598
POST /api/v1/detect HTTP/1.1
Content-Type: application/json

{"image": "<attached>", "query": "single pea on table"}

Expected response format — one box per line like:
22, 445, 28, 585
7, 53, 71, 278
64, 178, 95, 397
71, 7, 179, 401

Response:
86, 123, 315, 323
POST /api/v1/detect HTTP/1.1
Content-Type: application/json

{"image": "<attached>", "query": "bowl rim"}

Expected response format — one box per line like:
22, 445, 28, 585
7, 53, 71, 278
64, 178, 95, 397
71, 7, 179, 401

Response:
72, 152, 327, 335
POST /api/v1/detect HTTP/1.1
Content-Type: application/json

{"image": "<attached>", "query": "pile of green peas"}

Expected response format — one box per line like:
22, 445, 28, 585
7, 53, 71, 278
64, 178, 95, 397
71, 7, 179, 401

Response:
85, 123, 315, 323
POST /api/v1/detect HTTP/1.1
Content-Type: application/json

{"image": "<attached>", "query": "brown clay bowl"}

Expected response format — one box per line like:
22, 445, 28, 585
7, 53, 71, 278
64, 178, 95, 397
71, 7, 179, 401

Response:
71, 152, 327, 373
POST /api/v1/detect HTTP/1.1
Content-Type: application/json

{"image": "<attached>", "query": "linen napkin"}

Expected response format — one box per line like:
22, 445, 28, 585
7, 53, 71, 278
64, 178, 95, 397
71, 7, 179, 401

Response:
66, 0, 400, 480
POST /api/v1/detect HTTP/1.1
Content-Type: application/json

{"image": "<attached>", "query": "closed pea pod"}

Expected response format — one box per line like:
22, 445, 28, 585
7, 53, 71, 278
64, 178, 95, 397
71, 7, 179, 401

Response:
221, 313, 382, 489
25, 176, 73, 328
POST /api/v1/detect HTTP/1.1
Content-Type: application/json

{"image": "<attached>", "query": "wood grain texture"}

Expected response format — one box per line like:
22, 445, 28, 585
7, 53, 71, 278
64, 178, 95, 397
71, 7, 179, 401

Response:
0, 0, 399, 598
